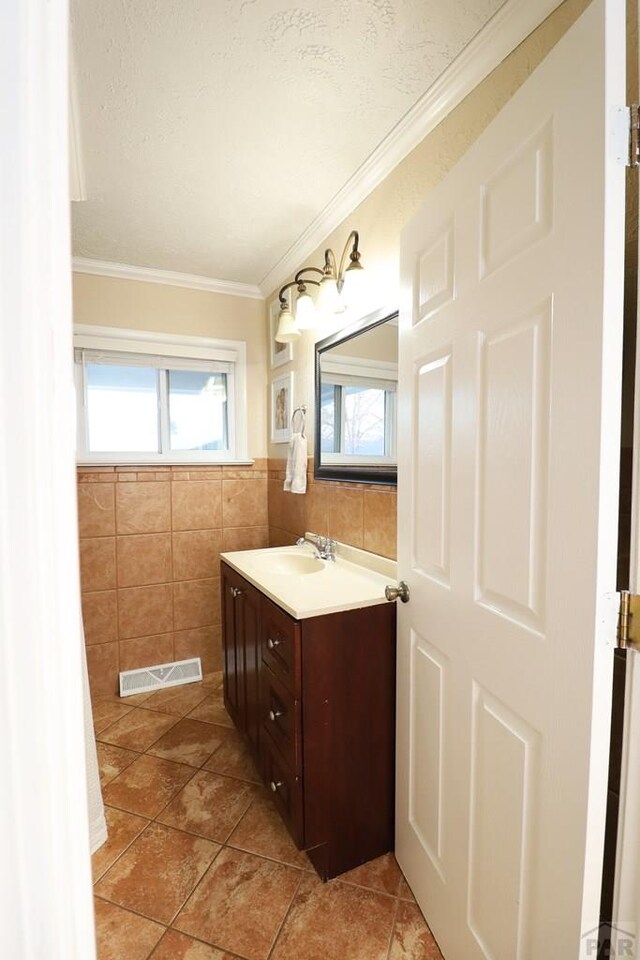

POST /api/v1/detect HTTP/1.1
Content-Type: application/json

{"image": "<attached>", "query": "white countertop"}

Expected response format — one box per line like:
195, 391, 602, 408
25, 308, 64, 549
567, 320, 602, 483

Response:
220, 538, 398, 620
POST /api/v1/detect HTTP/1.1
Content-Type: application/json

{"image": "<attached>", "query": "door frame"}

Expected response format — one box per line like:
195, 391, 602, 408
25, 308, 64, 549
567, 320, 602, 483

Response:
0, 0, 96, 957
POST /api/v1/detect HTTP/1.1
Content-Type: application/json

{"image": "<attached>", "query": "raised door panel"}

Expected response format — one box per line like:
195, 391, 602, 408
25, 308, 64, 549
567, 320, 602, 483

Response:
238, 578, 261, 760
261, 729, 304, 848
261, 596, 301, 696
221, 565, 244, 732
260, 663, 302, 774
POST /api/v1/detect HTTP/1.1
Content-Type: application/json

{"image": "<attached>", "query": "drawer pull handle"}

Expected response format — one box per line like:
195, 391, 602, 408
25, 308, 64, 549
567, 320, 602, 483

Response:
270, 780, 284, 793
268, 709, 283, 722
231, 586, 244, 599
267, 636, 283, 650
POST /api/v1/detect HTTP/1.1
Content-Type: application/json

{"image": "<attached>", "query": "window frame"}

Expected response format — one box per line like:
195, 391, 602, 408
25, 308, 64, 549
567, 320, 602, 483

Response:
74, 324, 249, 465
319, 355, 397, 467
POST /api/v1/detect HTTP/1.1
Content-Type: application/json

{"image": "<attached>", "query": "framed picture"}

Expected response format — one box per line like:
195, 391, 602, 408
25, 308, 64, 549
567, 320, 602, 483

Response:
271, 372, 294, 444
269, 297, 293, 368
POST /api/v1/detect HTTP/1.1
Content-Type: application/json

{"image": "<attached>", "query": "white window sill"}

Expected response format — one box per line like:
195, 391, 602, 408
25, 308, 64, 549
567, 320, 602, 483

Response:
76, 458, 256, 467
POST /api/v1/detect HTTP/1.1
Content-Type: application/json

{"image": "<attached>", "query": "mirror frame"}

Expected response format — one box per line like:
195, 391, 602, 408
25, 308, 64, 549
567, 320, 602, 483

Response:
314, 306, 399, 486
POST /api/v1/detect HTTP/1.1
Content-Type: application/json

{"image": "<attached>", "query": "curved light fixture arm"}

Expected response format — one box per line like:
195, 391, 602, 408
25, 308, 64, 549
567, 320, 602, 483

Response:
294, 266, 323, 288
323, 248, 338, 279
278, 280, 299, 307
337, 230, 360, 290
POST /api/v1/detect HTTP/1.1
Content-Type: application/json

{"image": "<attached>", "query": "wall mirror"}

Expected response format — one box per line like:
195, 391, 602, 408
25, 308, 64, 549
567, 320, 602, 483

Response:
314, 307, 398, 485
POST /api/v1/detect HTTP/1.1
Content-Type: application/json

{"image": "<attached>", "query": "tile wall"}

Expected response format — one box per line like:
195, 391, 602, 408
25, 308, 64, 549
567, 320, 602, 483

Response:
79, 463, 268, 697
268, 458, 397, 560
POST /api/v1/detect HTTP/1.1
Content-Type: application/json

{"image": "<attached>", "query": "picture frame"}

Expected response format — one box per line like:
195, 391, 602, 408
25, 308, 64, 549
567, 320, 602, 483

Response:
269, 297, 293, 368
271, 372, 294, 444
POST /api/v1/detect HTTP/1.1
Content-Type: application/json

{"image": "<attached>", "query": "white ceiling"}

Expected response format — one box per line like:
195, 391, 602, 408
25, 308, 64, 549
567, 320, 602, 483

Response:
71, 0, 506, 287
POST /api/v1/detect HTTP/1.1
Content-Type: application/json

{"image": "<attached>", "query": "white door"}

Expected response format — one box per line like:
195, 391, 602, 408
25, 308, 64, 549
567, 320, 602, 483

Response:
396, 1, 626, 957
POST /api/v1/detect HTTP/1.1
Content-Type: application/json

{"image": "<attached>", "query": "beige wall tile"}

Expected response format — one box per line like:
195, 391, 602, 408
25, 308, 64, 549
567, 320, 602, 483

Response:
172, 529, 222, 582
268, 527, 295, 548
281, 490, 305, 539
119, 633, 175, 672
305, 482, 330, 539
267, 480, 284, 530
173, 579, 221, 630
171, 480, 222, 531
328, 487, 364, 548
222, 479, 268, 528
80, 537, 116, 592
174, 625, 222, 674
78, 483, 115, 537
116, 481, 171, 534
118, 583, 173, 640
82, 590, 117, 645
87, 641, 120, 697
363, 491, 397, 560
221, 526, 269, 553
117, 533, 172, 587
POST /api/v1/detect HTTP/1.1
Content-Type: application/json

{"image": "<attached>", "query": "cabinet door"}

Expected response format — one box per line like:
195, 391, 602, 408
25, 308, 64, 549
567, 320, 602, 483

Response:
236, 578, 261, 760
221, 565, 245, 732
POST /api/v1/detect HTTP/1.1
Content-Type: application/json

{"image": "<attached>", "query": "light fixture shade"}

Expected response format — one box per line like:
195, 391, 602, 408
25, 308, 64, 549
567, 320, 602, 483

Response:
317, 276, 339, 316
341, 260, 366, 308
275, 307, 301, 342
295, 290, 316, 330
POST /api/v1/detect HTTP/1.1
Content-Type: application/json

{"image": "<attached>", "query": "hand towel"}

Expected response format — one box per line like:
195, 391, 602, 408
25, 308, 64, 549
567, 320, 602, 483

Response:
284, 430, 308, 494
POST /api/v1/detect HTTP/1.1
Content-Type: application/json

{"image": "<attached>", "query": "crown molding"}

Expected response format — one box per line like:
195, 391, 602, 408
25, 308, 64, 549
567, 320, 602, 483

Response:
259, 0, 563, 297
72, 257, 264, 299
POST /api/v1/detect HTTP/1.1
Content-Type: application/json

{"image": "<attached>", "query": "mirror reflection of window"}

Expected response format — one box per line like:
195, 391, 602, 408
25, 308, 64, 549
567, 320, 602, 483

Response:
318, 315, 398, 469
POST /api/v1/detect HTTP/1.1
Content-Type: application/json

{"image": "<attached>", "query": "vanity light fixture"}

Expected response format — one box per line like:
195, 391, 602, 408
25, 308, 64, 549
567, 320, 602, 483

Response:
274, 230, 365, 343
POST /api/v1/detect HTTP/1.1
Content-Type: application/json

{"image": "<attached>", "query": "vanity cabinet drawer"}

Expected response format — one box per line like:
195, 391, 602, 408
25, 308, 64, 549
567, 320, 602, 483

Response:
260, 664, 302, 774
261, 597, 301, 696
261, 730, 304, 847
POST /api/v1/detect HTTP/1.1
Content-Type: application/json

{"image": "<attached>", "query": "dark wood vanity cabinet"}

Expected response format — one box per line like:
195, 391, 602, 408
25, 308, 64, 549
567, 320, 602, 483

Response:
221, 560, 396, 881
220, 564, 261, 760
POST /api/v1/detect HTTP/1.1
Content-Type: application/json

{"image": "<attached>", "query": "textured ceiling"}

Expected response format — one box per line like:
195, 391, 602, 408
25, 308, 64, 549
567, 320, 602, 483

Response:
71, 0, 505, 285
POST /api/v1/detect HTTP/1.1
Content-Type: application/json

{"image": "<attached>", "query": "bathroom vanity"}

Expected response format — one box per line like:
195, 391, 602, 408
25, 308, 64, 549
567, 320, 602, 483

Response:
220, 542, 397, 881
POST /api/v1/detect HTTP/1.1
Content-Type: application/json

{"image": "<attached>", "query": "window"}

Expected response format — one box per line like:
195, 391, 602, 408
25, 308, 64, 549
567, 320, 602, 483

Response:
74, 326, 248, 463
320, 364, 396, 465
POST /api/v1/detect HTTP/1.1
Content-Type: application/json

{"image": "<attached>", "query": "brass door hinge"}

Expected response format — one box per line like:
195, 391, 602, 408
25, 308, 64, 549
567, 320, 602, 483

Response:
618, 591, 640, 649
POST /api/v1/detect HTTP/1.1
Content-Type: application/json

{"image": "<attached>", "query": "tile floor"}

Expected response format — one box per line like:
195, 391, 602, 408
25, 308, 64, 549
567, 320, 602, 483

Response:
92, 673, 443, 960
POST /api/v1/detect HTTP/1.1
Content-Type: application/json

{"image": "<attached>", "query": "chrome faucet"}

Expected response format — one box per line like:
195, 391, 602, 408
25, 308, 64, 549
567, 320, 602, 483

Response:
296, 534, 337, 561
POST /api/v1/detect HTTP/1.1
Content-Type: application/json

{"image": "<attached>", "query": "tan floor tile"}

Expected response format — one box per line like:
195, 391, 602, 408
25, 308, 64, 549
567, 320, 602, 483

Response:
339, 852, 403, 896
103, 754, 195, 818
398, 877, 417, 902
388, 902, 443, 959
174, 848, 302, 960
98, 707, 179, 751
188, 693, 234, 727
202, 727, 261, 783
94, 898, 165, 960
227, 793, 310, 869
95, 822, 219, 925
158, 770, 259, 842
143, 683, 210, 717
93, 701, 134, 735
150, 930, 237, 959
92, 807, 150, 881
147, 718, 226, 768
270, 873, 397, 960
97, 743, 139, 788
201, 672, 223, 691
96, 691, 154, 706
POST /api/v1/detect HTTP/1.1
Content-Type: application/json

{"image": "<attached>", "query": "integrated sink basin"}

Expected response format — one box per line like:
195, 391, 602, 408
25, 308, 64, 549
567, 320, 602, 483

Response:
249, 551, 325, 576
220, 538, 398, 620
